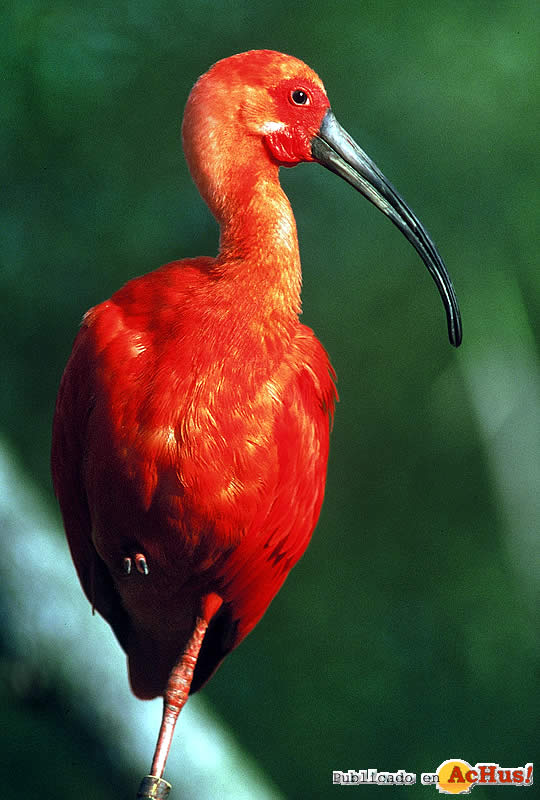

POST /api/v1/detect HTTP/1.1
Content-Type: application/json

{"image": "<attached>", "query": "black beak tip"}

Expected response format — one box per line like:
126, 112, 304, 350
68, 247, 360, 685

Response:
450, 313, 463, 347
450, 315, 463, 348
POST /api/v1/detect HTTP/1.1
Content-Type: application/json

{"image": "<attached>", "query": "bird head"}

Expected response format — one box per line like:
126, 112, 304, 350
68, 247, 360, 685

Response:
182, 51, 329, 190
182, 50, 462, 347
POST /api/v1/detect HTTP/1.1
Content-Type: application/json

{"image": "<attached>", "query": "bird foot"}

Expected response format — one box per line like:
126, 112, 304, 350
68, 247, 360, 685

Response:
123, 553, 149, 576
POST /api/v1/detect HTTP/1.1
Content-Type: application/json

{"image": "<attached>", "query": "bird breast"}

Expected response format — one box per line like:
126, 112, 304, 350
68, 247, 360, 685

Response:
82, 264, 335, 588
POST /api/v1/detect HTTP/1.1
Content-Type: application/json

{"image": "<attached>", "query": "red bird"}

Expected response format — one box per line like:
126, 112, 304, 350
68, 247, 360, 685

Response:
52, 50, 461, 795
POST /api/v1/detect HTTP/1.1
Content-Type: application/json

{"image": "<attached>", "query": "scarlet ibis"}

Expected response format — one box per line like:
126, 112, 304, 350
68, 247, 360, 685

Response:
52, 50, 461, 795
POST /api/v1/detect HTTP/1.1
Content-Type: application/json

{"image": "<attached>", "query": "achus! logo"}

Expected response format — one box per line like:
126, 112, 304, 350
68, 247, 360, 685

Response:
428, 760, 533, 794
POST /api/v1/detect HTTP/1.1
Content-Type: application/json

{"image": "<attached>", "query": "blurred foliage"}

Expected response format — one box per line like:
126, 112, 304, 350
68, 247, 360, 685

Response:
2, 0, 538, 797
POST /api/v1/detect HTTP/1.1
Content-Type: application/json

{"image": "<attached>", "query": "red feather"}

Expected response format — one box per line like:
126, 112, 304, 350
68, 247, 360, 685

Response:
52, 247, 336, 699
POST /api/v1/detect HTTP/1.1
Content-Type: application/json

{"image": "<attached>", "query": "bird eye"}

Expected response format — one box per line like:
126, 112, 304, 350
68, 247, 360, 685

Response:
290, 89, 310, 106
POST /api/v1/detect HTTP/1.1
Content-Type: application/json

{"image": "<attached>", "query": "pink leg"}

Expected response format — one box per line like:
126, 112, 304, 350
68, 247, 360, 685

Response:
136, 617, 208, 798
150, 615, 209, 779
136, 594, 223, 798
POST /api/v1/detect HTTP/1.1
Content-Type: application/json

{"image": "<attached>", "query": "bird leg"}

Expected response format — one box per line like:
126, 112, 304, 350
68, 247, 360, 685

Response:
136, 594, 222, 797
149, 615, 209, 780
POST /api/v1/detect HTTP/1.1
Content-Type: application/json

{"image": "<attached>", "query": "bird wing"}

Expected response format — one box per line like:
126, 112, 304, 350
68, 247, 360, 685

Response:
53, 286, 336, 699
51, 317, 131, 647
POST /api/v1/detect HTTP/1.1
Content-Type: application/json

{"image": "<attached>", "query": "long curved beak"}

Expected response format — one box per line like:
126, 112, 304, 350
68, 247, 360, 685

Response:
311, 109, 462, 347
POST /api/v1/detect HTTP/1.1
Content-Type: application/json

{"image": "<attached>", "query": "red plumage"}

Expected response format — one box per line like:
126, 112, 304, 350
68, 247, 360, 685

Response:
52, 52, 337, 710
52, 252, 336, 698
52, 49, 460, 787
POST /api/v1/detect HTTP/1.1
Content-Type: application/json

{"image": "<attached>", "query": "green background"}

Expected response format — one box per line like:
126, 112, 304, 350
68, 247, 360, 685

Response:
2, 0, 538, 797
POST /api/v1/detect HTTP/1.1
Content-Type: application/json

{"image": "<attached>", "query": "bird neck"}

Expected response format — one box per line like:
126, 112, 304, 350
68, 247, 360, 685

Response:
184, 111, 303, 336
215, 168, 303, 323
